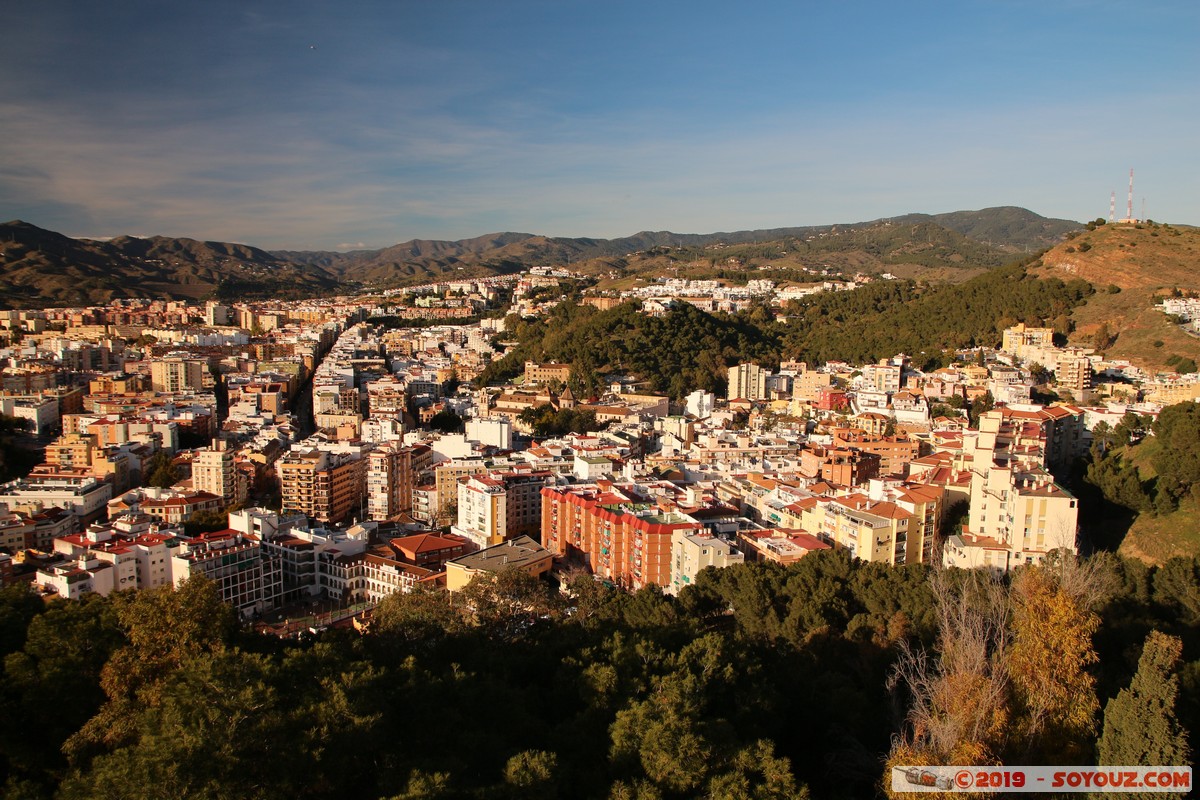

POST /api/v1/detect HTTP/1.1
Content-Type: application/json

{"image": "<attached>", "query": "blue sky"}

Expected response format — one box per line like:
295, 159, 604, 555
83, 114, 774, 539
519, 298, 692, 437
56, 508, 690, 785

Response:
1, 1, 1196, 250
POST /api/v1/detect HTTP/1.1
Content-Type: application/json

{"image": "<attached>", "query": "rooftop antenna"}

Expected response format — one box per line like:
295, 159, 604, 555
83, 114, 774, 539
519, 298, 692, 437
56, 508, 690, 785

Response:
1127, 168, 1135, 222
1109, 191, 1116, 223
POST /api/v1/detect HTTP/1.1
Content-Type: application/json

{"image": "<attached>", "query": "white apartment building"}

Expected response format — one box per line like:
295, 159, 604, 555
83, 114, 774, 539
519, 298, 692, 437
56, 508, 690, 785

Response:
451, 471, 552, 550
191, 440, 245, 508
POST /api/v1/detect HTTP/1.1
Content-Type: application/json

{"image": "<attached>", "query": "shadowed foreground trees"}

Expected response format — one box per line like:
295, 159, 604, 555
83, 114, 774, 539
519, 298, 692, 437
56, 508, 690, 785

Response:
885, 556, 1189, 798
1098, 631, 1191, 772
0, 552, 1196, 800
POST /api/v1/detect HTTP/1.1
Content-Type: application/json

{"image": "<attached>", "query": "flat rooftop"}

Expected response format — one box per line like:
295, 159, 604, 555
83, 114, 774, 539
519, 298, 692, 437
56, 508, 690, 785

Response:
447, 534, 551, 572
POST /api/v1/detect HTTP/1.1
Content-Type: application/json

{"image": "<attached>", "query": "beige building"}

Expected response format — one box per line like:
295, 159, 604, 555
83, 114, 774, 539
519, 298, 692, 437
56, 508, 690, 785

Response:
445, 534, 553, 592
864, 361, 902, 393
727, 363, 769, 401
813, 496, 916, 565
1054, 349, 1093, 399
792, 369, 832, 404
667, 531, 743, 595
795, 481, 943, 567
192, 440, 246, 509
524, 361, 572, 386
944, 413, 1078, 572
1001, 323, 1055, 358
150, 358, 211, 393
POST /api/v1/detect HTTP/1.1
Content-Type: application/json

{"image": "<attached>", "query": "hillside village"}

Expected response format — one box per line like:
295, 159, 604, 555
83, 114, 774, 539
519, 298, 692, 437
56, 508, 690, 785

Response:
1, 263, 1196, 620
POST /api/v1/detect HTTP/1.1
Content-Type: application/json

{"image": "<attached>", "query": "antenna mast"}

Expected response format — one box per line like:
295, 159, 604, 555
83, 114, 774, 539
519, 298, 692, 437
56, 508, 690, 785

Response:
1109, 191, 1116, 223
1127, 168, 1135, 222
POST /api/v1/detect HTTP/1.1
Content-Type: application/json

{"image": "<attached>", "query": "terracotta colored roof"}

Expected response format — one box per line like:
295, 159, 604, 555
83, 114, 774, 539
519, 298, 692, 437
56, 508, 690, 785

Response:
868, 502, 909, 520
390, 533, 461, 554
789, 533, 830, 550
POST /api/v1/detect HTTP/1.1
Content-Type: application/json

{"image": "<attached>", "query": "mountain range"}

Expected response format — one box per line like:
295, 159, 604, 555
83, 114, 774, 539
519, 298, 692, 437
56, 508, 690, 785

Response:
1, 207, 1080, 308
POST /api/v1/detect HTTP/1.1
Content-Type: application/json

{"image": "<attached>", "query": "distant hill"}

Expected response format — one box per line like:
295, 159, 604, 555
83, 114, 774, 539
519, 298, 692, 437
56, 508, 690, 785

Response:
0, 207, 1079, 307
0, 220, 341, 308
280, 206, 1073, 289
887, 206, 1081, 252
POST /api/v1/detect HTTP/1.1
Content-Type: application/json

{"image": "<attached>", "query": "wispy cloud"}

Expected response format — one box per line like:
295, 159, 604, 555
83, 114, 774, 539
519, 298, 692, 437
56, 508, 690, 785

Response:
1, 2, 1197, 251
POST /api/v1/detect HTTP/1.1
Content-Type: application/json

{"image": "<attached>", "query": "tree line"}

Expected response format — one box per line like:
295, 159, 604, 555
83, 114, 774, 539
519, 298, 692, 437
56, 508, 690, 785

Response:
1084, 403, 1200, 517
1, 548, 1196, 799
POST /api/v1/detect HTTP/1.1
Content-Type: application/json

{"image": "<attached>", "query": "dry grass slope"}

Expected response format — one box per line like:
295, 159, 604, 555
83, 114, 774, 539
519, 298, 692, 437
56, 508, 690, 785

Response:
1034, 222, 1200, 291
1030, 222, 1200, 372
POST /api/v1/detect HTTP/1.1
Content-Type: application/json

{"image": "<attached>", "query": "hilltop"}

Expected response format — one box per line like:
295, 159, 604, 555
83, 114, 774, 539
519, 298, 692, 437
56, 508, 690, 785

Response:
888, 206, 1081, 252
1028, 221, 1200, 372
1035, 220, 1200, 290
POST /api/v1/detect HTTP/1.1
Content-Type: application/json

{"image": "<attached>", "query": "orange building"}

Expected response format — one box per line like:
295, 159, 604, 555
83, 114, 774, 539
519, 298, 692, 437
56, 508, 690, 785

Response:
831, 429, 921, 477
278, 448, 366, 525
541, 482, 703, 590
799, 445, 880, 487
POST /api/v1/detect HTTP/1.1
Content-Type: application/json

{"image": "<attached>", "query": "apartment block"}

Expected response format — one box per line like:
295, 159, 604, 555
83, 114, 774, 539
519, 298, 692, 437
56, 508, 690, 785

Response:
832, 429, 921, 477
1054, 349, 1094, 399
150, 358, 211, 393
816, 496, 914, 565
51, 520, 179, 595
727, 363, 769, 402
171, 529, 282, 616
0, 473, 112, 530
666, 530, 743, 595
541, 482, 704, 590
37, 556, 126, 599
366, 442, 413, 521
864, 361, 902, 393
944, 413, 1079, 572
192, 440, 247, 509
799, 446, 880, 487
279, 447, 367, 525
452, 470, 553, 550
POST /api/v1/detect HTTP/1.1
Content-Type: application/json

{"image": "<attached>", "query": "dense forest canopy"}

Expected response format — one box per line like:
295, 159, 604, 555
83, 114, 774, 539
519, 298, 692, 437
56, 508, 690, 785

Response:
478, 265, 1094, 398
1, 551, 1196, 799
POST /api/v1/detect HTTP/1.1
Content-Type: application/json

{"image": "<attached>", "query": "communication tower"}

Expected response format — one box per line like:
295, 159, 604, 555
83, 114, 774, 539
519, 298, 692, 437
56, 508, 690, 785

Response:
1127, 168, 1135, 222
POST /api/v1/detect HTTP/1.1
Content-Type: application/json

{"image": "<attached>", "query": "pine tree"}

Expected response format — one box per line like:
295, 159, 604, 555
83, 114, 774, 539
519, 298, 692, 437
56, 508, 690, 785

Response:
1098, 631, 1191, 769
